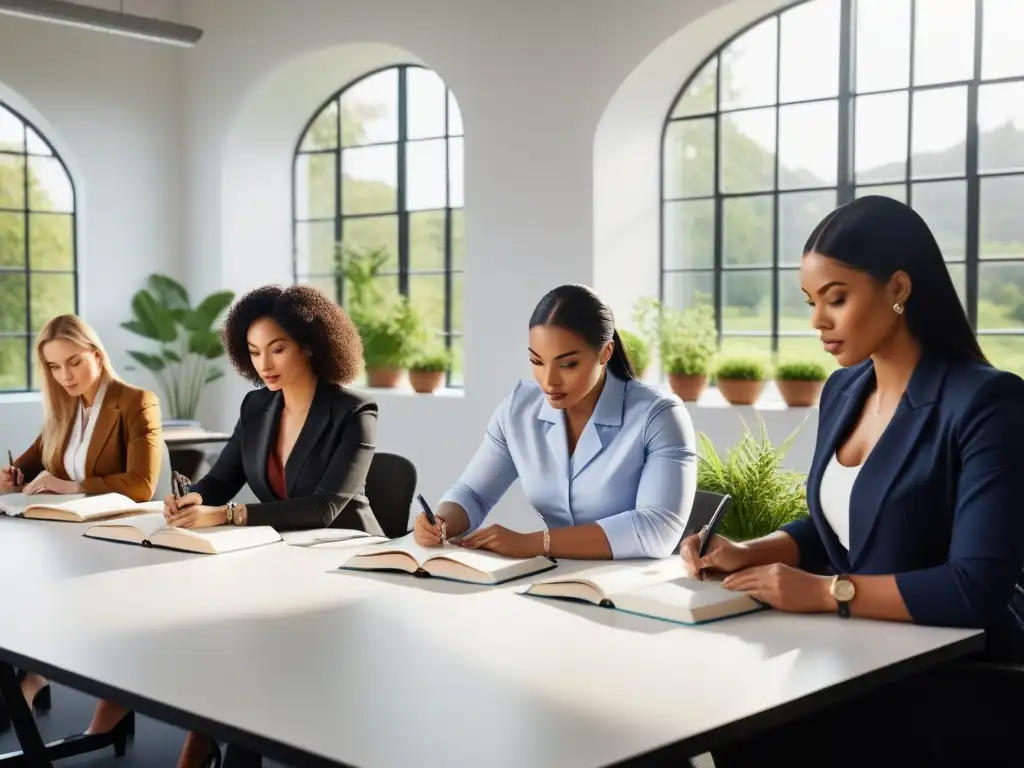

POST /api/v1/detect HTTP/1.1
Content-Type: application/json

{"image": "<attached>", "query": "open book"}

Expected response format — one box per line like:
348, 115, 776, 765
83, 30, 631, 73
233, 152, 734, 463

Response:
279, 528, 387, 548
339, 533, 557, 585
84, 512, 282, 555
0, 492, 159, 522
521, 559, 764, 625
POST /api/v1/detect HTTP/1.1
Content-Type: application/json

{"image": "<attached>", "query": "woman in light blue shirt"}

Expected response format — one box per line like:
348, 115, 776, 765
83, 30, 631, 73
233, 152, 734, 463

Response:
413, 284, 697, 560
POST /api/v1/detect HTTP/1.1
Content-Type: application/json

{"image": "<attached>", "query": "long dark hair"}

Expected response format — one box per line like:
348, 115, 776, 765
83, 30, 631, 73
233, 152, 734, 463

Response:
528, 284, 637, 381
804, 195, 986, 363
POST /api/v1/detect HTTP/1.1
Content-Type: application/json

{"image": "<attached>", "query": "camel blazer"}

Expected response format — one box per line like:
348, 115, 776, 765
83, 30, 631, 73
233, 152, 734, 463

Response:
16, 379, 163, 503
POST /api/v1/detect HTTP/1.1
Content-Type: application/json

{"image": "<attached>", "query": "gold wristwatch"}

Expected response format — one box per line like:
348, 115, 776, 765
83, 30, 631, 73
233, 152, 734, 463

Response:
830, 574, 855, 618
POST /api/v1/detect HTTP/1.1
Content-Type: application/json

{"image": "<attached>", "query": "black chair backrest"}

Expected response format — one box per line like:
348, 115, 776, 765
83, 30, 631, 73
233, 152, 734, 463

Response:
673, 490, 732, 553
364, 452, 418, 539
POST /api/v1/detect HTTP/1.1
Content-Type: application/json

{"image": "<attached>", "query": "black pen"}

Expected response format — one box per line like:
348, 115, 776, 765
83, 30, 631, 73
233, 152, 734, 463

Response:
6, 449, 21, 486
416, 493, 436, 525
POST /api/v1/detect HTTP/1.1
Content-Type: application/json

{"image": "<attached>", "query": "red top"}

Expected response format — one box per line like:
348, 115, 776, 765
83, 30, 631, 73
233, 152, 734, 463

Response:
267, 451, 287, 500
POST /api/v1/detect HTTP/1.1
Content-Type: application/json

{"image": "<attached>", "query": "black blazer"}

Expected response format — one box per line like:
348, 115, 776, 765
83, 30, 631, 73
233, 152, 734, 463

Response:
781, 354, 1024, 660
192, 380, 383, 534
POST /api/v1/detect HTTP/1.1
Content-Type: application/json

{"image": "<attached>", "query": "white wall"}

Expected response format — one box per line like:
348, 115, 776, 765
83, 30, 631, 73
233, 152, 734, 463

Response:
0, 0, 819, 533
0, 0, 184, 449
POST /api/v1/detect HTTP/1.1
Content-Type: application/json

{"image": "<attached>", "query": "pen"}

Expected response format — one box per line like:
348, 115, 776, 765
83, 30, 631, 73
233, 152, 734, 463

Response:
6, 450, 13, 468
416, 493, 436, 525
6, 449, 21, 486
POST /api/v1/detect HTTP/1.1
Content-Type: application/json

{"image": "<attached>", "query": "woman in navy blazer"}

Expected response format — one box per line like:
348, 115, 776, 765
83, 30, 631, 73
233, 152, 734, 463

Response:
681, 196, 1024, 766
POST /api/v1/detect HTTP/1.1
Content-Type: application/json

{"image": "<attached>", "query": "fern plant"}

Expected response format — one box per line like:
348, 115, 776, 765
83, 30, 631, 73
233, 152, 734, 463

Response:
696, 416, 810, 541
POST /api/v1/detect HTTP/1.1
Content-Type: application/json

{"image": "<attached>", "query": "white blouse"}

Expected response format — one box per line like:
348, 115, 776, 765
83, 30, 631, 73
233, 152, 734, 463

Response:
819, 452, 862, 551
63, 377, 110, 482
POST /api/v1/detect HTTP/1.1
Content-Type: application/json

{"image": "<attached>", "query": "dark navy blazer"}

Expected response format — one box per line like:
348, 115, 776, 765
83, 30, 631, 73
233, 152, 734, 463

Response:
781, 354, 1024, 661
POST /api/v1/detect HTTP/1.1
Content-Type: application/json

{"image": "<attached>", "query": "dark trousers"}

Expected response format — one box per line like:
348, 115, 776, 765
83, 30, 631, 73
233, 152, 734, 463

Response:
711, 664, 1019, 767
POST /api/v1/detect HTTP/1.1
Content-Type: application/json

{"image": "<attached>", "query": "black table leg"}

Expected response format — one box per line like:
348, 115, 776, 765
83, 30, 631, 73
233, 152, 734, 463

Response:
0, 663, 50, 767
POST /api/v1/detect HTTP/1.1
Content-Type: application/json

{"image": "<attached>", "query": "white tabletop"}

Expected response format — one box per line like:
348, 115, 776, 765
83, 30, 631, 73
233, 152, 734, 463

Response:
0, 521, 982, 767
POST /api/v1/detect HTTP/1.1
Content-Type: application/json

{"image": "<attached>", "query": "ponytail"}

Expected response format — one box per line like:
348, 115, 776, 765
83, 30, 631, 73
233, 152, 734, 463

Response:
608, 330, 637, 381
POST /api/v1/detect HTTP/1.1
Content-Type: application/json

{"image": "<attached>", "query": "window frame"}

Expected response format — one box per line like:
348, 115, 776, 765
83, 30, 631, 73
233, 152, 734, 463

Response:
659, 0, 1024, 362
291, 63, 463, 388
0, 100, 78, 394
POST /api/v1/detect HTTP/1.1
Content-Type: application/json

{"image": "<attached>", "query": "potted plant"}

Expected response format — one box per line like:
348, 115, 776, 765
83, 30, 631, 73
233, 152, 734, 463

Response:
696, 417, 809, 541
634, 297, 716, 401
408, 343, 453, 394
617, 328, 650, 378
341, 244, 421, 388
122, 274, 234, 425
663, 336, 715, 402
714, 356, 768, 405
775, 359, 829, 407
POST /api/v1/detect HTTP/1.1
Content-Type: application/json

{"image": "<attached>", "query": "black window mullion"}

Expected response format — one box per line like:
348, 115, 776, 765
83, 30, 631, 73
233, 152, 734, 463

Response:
22, 122, 32, 384
905, 0, 916, 205
837, 0, 854, 204
334, 97, 345, 306
965, 0, 983, 329
397, 67, 410, 297
443, 84, 454, 387
712, 54, 724, 343
770, 20, 781, 355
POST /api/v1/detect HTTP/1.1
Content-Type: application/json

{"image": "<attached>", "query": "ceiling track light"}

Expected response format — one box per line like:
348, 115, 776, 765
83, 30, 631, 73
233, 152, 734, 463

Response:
0, 0, 203, 47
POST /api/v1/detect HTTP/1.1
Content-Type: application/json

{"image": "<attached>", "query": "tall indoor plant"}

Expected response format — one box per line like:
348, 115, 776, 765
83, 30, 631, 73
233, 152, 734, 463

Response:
122, 274, 235, 424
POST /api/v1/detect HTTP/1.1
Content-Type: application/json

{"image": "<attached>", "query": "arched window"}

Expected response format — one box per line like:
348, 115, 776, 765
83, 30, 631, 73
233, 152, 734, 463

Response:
662, 0, 1024, 375
293, 64, 465, 385
0, 101, 77, 393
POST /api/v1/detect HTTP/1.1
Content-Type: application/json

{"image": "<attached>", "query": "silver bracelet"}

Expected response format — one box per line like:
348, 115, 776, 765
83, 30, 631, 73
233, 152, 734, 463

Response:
440, 519, 448, 545
226, 501, 237, 525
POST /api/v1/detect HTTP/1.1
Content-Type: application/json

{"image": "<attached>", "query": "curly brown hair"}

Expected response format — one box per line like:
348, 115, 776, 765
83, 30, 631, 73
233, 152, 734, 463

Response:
221, 284, 363, 385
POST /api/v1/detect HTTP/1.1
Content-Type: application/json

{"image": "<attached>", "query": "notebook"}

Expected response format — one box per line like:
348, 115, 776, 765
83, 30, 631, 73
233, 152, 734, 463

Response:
0, 492, 159, 522
521, 559, 764, 625
339, 533, 557, 585
84, 512, 282, 555
280, 528, 387, 548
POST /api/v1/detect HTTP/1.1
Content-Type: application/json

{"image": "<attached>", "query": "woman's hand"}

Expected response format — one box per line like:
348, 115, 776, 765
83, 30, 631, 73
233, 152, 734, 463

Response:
164, 505, 228, 529
163, 491, 203, 520
413, 512, 444, 547
722, 563, 833, 613
0, 465, 24, 490
457, 525, 541, 559
680, 531, 752, 579
23, 472, 82, 495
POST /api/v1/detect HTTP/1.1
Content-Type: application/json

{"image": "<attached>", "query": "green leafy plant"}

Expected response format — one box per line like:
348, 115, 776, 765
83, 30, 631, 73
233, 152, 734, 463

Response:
340, 244, 423, 369
617, 328, 650, 376
634, 296, 716, 377
409, 342, 453, 373
122, 274, 234, 421
715, 356, 769, 381
696, 417, 809, 541
775, 359, 828, 381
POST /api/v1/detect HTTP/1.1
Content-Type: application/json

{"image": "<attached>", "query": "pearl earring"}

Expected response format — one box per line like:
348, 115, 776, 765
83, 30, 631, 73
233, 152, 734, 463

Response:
893, 302, 904, 315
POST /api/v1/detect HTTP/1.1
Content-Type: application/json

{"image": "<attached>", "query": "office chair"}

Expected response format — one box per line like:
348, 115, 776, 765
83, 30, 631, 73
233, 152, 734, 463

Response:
364, 452, 418, 539
673, 490, 732, 554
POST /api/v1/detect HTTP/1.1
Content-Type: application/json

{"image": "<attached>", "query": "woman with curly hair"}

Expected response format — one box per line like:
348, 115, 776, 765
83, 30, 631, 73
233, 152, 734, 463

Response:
163, 284, 382, 767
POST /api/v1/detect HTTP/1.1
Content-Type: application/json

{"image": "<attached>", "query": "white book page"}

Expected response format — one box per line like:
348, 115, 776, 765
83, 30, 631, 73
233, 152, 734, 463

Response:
0, 493, 85, 516
41, 493, 142, 519
280, 528, 379, 547
534, 559, 686, 599
90, 511, 168, 538
350, 533, 540, 571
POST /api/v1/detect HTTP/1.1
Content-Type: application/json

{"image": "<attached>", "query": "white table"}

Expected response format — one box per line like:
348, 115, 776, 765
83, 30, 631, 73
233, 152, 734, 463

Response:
0, 519, 983, 767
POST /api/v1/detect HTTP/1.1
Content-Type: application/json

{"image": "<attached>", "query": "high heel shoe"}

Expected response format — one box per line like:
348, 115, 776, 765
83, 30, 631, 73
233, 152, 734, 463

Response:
202, 741, 223, 768
46, 710, 136, 760
30, 683, 51, 715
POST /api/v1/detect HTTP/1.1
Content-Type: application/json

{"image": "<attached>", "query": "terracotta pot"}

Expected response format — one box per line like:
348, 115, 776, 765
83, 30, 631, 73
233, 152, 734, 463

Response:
716, 377, 764, 405
366, 366, 402, 389
409, 370, 444, 394
776, 378, 824, 408
668, 373, 708, 402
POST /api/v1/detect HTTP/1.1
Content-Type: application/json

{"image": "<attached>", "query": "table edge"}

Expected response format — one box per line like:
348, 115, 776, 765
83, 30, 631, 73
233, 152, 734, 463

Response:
606, 630, 985, 765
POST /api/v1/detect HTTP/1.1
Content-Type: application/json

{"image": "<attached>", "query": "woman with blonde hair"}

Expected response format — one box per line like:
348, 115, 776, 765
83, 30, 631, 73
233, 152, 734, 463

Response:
0, 313, 162, 753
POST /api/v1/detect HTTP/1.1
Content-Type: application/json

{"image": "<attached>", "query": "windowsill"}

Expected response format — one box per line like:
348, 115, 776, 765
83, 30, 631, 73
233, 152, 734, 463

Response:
355, 385, 465, 399
0, 391, 42, 405
653, 380, 820, 411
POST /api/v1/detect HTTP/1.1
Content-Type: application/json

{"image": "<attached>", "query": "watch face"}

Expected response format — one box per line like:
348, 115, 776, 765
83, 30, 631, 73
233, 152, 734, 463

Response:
833, 579, 856, 602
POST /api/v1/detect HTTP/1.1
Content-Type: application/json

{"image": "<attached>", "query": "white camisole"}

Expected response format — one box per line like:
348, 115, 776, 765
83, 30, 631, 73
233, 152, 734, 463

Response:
818, 453, 862, 551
